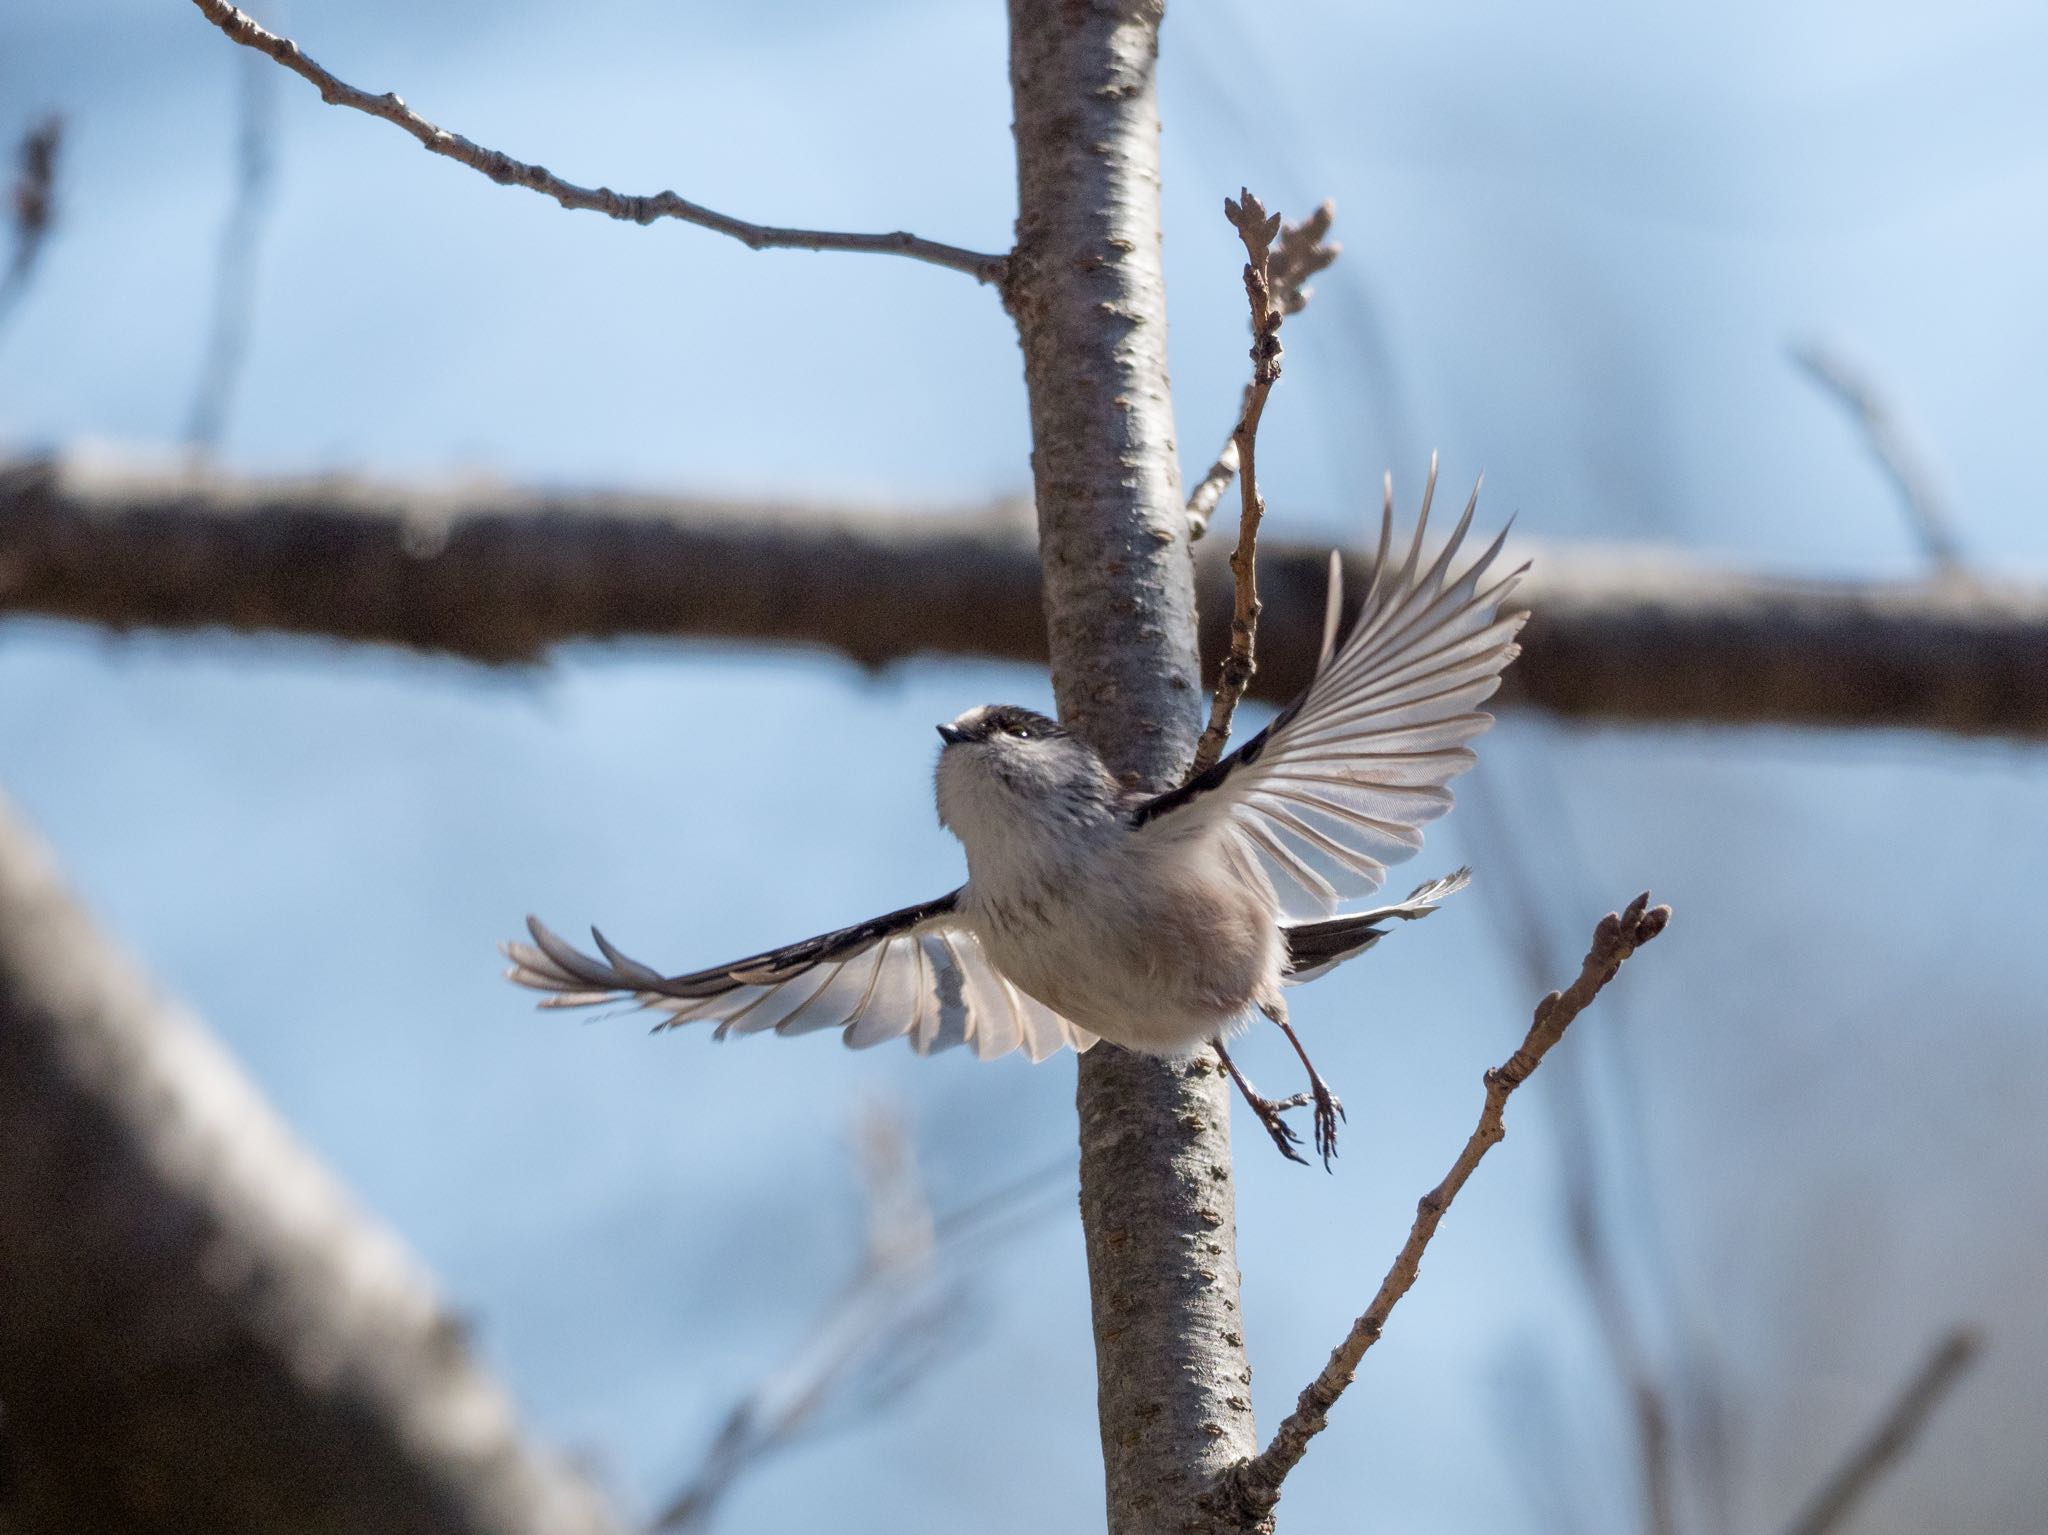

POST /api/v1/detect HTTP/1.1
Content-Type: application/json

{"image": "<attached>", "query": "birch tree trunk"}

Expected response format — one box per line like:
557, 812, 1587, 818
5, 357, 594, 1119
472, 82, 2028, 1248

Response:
1005, 5, 1258, 1530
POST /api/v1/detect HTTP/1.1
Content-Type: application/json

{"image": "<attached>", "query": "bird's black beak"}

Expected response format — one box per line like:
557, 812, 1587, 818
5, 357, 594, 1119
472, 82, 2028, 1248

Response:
936, 723, 971, 746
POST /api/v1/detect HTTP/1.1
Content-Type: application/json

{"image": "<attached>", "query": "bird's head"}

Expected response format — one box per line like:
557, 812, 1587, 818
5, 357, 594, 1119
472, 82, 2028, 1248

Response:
933, 704, 1121, 844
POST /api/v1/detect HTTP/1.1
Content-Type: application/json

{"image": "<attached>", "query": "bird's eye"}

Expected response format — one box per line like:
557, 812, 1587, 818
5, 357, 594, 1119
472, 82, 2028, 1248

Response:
1009, 723, 1033, 739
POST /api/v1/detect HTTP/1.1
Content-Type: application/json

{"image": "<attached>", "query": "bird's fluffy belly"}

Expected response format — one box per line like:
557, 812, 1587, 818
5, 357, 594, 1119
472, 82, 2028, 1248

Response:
968, 858, 1280, 1056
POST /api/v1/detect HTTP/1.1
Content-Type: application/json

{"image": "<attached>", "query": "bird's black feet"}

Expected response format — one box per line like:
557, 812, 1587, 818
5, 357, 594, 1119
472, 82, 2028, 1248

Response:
1212, 1039, 1314, 1167
1266, 1006, 1346, 1171
1249, 1087, 1314, 1166
1309, 1080, 1346, 1170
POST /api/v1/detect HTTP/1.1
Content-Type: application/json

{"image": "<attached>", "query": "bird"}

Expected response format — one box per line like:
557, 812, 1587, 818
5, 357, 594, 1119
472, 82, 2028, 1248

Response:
505, 463, 1527, 1167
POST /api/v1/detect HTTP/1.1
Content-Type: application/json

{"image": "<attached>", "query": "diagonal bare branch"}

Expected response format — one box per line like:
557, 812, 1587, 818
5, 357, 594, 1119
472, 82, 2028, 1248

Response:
1778, 1327, 1982, 1535
0, 115, 62, 348
1218, 893, 1672, 1526
187, 0, 1010, 286
1794, 341, 1964, 573
652, 1112, 1072, 1532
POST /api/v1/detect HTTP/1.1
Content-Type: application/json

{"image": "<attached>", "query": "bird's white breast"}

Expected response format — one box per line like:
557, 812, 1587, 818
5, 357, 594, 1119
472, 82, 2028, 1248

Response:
963, 824, 1282, 1056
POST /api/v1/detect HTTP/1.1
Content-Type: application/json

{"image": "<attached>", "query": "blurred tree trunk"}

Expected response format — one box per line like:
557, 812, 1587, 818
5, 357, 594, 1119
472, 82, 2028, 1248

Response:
1004, 5, 1258, 1532
0, 791, 621, 1535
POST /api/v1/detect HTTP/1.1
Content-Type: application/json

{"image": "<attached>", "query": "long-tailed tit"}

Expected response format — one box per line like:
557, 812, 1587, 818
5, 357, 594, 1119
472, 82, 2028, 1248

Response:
507, 466, 1526, 1167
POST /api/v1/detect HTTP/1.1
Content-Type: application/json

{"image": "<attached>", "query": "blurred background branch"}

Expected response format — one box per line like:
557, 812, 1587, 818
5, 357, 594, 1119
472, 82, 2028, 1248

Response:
1778, 1329, 1981, 1535
0, 116, 61, 351
184, 6, 279, 459
4, 454, 2045, 739
0, 788, 623, 1535
1794, 342, 1965, 575
655, 1108, 1070, 1532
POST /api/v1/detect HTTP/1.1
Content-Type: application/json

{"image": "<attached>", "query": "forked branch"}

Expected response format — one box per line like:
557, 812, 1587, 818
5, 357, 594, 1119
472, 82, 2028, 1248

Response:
187, 0, 1010, 285
1188, 190, 1297, 778
1219, 893, 1672, 1524
1186, 201, 1337, 537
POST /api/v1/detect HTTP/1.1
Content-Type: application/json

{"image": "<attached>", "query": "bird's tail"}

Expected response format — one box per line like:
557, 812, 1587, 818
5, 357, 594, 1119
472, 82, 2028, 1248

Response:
1281, 868, 1471, 984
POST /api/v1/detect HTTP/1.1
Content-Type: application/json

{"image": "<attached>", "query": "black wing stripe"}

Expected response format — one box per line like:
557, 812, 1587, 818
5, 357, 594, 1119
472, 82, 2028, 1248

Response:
514, 890, 960, 1005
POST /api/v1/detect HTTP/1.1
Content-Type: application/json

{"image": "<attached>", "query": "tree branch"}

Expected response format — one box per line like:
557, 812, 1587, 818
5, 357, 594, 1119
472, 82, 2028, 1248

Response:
7, 455, 2048, 741
1794, 341, 1963, 573
0, 115, 62, 348
1185, 201, 1336, 539
1778, 1327, 1982, 1535
187, 0, 1009, 286
1218, 893, 1672, 1526
1188, 189, 1286, 777
0, 788, 624, 1535
186, 20, 280, 457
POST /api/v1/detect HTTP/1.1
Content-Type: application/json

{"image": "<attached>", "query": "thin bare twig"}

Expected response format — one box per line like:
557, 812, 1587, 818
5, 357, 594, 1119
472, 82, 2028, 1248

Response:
1219, 893, 1672, 1523
653, 1110, 1072, 1532
1187, 190, 1288, 778
186, 19, 280, 457
1794, 341, 1964, 573
0, 115, 62, 347
1186, 201, 1337, 537
187, 0, 1009, 285
1778, 1327, 1982, 1535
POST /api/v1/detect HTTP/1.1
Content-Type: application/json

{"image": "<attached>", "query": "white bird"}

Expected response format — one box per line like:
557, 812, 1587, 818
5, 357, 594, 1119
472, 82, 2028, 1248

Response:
506, 465, 1526, 1166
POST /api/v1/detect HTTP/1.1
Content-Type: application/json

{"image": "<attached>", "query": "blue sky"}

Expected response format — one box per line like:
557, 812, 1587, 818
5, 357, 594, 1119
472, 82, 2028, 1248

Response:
3, 2, 2045, 1531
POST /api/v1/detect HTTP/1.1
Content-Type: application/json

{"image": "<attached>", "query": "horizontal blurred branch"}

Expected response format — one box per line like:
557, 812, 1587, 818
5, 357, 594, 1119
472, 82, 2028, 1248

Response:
4, 455, 2048, 739
1779, 1327, 1982, 1535
187, 0, 1008, 285
0, 787, 623, 1535
1221, 894, 1672, 1525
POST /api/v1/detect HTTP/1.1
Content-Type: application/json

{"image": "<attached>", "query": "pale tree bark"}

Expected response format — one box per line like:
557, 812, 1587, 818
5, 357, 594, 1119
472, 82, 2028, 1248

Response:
0, 789, 623, 1535
1004, 5, 1255, 1533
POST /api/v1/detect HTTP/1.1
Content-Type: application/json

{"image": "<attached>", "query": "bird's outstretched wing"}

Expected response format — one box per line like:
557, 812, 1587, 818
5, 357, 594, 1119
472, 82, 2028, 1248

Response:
1134, 461, 1526, 917
503, 893, 1093, 1064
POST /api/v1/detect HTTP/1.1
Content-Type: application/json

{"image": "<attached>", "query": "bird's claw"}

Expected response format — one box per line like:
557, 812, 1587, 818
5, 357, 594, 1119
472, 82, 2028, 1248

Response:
1255, 1105, 1311, 1166
1311, 1085, 1345, 1171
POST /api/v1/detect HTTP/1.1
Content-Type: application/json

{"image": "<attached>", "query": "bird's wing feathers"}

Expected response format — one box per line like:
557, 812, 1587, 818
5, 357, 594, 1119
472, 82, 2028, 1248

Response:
1135, 462, 1526, 917
504, 893, 1094, 1064
1282, 867, 1472, 983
